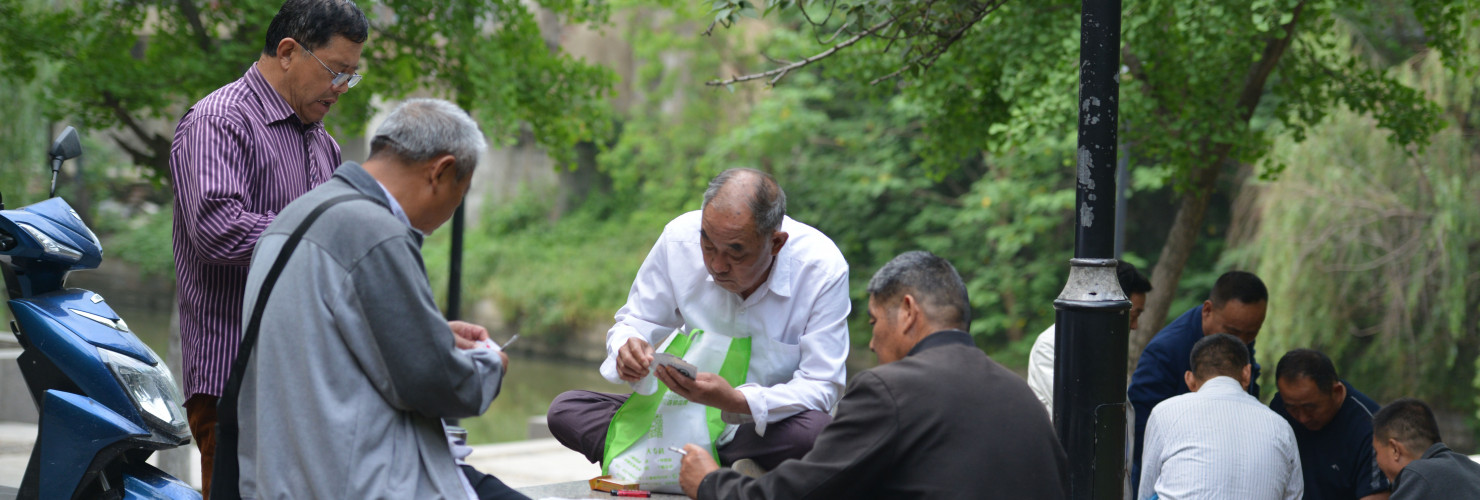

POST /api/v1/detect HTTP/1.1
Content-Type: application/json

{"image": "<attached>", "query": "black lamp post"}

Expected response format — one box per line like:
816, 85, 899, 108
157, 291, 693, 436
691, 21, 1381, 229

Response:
447, 203, 465, 321
1052, 0, 1128, 498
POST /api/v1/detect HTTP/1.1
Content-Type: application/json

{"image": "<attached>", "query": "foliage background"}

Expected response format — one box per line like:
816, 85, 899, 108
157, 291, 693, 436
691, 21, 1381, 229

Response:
1230, 42, 1480, 427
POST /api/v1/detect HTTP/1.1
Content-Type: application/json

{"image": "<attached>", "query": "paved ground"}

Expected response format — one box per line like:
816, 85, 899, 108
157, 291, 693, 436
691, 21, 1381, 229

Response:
0, 421, 604, 497
13, 417, 1473, 500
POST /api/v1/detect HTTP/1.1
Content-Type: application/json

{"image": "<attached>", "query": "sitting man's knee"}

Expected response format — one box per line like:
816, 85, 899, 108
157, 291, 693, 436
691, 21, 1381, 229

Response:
786, 410, 832, 443
546, 391, 584, 434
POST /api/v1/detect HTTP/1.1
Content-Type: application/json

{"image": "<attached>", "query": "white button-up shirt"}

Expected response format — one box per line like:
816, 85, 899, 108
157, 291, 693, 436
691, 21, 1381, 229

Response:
1139, 376, 1304, 500
599, 210, 851, 436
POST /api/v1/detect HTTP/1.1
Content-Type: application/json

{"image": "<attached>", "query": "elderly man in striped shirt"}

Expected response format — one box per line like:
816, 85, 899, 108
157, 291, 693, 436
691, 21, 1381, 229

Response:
1139, 333, 1303, 500
168, 0, 367, 494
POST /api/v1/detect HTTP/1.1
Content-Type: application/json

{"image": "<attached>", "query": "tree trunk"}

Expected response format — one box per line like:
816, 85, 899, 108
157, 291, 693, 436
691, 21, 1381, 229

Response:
1126, 0, 1307, 368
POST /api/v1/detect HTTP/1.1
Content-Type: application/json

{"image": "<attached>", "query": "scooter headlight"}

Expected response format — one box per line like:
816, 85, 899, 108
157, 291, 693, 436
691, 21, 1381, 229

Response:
17, 222, 82, 262
100, 348, 190, 436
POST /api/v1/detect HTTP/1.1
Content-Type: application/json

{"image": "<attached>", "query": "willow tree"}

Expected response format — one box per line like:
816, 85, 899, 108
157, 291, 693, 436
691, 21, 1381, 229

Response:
1230, 41, 1480, 434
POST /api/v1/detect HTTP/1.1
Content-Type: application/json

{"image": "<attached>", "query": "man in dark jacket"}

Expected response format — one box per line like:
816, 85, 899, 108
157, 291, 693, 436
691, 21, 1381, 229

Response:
675, 250, 1069, 499
1371, 398, 1480, 499
1270, 349, 1391, 500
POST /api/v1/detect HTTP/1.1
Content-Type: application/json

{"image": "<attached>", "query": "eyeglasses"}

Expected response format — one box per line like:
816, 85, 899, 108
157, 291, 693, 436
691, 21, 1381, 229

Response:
301, 44, 362, 89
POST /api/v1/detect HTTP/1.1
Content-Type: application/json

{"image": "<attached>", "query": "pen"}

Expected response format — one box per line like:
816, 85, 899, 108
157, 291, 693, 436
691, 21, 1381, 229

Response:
610, 490, 651, 497
668, 445, 688, 456
501, 334, 519, 349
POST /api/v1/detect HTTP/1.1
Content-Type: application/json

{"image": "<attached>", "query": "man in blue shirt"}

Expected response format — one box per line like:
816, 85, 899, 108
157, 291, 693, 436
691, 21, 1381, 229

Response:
1271, 349, 1391, 500
1128, 270, 1268, 495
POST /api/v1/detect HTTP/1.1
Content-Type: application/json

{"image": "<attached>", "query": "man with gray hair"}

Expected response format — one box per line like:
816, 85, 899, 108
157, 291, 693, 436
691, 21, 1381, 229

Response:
548, 168, 850, 483
230, 99, 526, 499
678, 250, 1068, 499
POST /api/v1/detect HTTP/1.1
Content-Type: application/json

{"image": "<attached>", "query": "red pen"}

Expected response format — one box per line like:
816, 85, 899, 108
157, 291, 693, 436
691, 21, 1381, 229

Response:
610, 490, 651, 497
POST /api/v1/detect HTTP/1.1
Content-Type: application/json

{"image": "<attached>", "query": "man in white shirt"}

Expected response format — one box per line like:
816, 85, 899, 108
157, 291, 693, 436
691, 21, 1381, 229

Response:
1139, 333, 1303, 500
547, 168, 850, 473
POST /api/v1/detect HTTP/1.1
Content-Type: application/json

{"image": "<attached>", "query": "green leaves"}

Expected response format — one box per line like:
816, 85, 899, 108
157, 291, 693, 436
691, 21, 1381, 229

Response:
702, 0, 1011, 87
0, 0, 617, 178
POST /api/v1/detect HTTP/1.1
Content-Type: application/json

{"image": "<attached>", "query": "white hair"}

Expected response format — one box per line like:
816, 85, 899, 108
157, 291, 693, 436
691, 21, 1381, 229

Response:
369, 98, 487, 178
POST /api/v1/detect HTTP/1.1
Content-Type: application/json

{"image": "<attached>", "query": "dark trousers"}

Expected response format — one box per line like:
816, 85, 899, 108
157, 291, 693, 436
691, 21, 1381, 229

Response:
546, 390, 831, 470
462, 465, 530, 500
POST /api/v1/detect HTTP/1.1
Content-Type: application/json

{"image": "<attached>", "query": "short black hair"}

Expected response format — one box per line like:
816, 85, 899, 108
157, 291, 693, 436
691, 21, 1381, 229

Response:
1189, 333, 1249, 380
1117, 260, 1152, 295
1209, 270, 1267, 308
866, 250, 971, 331
263, 0, 369, 56
1275, 349, 1340, 395
1373, 398, 1442, 452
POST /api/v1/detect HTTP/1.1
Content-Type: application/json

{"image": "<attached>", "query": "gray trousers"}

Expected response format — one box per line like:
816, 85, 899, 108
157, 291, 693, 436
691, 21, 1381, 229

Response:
547, 390, 831, 470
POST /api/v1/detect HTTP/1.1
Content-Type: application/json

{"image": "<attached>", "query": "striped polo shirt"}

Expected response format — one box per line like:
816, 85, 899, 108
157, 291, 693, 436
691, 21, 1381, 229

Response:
169, 63, 340, 399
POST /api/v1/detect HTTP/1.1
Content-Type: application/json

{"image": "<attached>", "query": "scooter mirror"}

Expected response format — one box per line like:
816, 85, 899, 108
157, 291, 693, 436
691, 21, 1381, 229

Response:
47, 126, 81, 198
49, 126, 82, 163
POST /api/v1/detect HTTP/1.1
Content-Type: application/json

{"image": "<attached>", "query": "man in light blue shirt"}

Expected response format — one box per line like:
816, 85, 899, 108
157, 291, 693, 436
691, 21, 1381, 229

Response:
1139, 333, 1302, 500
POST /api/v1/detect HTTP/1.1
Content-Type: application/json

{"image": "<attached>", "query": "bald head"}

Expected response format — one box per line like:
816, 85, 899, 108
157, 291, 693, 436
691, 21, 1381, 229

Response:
702, 168, 786, 236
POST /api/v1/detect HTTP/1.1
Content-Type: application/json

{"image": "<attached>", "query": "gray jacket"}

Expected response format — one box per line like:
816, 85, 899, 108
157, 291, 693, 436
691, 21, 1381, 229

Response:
238, 162, 504, 499
1391, 443, 1480, 500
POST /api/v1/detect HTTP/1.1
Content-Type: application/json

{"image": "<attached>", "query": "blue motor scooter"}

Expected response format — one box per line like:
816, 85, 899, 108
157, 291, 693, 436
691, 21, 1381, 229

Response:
1, 127, 200, 499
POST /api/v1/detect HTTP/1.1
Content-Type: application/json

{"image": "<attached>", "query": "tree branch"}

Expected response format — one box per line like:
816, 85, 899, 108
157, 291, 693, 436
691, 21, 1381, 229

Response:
868, 0, 1006, 85
705, 15, 897, 86
176, 0, 215, 54
761, 51, 794, 65
1236, 1, 1306, 121
100, 91, 172, 176
821, 20, 853, 44
800, 2, 841, 45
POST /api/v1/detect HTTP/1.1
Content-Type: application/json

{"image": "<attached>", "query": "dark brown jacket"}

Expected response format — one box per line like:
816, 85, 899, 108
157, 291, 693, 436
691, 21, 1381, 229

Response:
699, 330, 1069, 500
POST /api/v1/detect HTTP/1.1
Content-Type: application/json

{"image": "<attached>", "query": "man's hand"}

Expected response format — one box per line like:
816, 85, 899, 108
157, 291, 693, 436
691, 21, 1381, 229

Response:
449, 320, 490, 350
679, 443, 718, 499
655, 365, 749, 414
616, 337, 655, 382
449, 321, 509, 372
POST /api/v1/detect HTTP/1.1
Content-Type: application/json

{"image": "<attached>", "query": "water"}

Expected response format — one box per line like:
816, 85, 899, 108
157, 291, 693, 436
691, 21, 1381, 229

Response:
67, 267, 620, 446
461, 356, 623, 444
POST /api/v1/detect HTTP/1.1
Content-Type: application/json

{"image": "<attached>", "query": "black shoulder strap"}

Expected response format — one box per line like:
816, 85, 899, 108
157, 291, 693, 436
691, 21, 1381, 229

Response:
211, 193, 373, 500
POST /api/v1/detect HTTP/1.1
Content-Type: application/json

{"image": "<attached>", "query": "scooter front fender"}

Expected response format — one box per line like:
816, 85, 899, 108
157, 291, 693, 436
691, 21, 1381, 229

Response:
121, 461, 201, 500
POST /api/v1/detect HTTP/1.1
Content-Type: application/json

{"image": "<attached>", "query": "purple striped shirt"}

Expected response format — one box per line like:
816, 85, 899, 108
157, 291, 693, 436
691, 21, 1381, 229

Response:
170, 64, 340, 399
